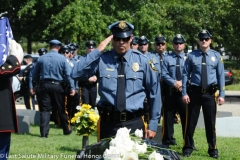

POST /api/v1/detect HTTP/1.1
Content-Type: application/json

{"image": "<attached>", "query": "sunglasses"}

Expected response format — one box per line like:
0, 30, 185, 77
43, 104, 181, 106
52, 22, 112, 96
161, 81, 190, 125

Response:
174, 43, 183, 45
113, 36, 131, 42
156, 42, 165, 46
139, 43, 147, 46
199, 38, 210, 42
64, 52, 70, 54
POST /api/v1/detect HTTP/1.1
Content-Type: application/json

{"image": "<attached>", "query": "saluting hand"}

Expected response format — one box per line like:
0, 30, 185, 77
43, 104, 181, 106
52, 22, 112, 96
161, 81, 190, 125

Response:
145, 130, 156, 139
182, 95, 190, 104
97, 35, 113, 52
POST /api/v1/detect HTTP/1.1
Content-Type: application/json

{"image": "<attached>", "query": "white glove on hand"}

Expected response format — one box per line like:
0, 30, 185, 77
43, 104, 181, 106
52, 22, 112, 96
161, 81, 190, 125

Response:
9, 40, 24, 63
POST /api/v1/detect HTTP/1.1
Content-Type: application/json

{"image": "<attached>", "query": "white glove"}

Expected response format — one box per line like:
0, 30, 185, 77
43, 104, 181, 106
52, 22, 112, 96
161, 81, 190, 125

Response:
9, 40, 24, 63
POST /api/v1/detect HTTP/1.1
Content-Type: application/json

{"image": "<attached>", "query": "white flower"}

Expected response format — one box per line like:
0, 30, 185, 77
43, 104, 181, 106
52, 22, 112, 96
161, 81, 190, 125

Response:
115, 127, 131, 138
134, 129, 143, 138
148, 151, 164, 160
122, 152, 139, 160
103, 146, 121, 160
133, 142, 147, 154
76, 105, 81, 110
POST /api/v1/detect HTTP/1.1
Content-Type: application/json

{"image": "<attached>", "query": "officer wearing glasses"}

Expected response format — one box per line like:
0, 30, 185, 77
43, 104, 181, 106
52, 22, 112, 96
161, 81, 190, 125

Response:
161, 34, 187, 148
182, 30, 225, 158
130, 36, 139, 50
137, 35, 150, 55
71, 21, 161, 140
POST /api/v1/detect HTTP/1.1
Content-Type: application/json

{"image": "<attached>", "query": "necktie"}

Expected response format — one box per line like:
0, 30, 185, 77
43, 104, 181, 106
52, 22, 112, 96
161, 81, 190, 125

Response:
160, 54, 163, 66
176, 55, 182, 80
116, 56, 126, 112
201, 53, 208, 89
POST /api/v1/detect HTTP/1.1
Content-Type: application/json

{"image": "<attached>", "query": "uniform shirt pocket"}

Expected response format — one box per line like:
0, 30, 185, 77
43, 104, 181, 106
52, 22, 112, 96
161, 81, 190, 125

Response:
125, 72, 144, 93
99, 71, 117, 92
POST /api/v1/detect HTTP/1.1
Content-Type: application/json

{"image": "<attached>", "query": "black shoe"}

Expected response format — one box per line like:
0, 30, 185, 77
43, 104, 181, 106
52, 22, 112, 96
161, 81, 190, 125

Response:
64, 126, 72, 135
183, 152, 191, 157
210, 154, 219, 159
170, 141, 178, 145
40, 134, 48, 138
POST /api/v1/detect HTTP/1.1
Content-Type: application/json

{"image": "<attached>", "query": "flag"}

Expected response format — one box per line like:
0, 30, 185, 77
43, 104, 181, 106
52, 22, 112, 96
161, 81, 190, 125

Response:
0, 17, 14, 66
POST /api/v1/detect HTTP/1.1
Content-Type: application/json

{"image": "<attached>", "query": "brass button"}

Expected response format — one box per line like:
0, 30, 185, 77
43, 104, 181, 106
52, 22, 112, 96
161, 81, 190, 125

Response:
2, 66, 5, 70
8, 65, 12, 68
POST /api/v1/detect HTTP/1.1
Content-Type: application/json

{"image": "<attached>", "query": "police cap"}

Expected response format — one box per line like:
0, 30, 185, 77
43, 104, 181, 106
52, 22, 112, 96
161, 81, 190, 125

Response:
172, 34, 186, 43
23, 54, 32, 59
69, 42, 79, 49
154, 34, 166, 43
198, 29, 212, 39
60, 45, 70, 54
85, 40, 96, 49
49, 39, 62, 46
38, 48, 47, 56
108, 21, 134, 38
137, 36, 149, 45
131, 36, 139, 45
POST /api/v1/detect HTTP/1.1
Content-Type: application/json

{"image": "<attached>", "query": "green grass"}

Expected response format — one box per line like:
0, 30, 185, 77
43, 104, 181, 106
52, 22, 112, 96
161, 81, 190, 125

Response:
226, 83, 240, 91
9, 123, 240, 160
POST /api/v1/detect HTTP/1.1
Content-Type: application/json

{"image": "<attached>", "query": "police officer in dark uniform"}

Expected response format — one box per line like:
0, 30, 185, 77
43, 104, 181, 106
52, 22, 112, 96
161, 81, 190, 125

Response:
29, 48, 47, 110
33, 40, 75, 138
161, 34, 187, 147
130, 36, 139, 50
18, 55, 35, 110
71, 21, 161, 140
182, 30, 225, 158
79, 40, 98, 108
60, 45, 78, 121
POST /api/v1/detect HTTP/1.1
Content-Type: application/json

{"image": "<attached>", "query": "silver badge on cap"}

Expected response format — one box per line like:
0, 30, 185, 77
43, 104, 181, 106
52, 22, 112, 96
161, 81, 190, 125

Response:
202, 29, 207, 33
211, 56, 215, 62
132, 63, 139, 72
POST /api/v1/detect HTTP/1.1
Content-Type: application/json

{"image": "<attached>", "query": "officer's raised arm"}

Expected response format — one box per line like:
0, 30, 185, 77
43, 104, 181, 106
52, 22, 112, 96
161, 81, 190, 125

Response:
71, 35, 113, 81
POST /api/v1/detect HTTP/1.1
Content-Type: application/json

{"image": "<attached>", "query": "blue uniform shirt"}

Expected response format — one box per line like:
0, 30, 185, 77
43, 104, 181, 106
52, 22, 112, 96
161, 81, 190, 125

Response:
68, 58, 78, 90
149, 51, 168, 77
162, 52, 186, 86
182, 49, 225, 97
33, 50, 74, 90
71, 49, 161, 132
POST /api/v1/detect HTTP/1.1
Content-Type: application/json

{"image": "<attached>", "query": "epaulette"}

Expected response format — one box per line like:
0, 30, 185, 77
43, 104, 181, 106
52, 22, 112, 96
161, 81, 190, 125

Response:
0, 55, 21, 75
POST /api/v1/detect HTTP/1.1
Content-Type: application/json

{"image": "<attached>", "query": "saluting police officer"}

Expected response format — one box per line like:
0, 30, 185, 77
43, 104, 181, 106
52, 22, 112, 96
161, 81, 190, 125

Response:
79, 40, 98, 108
182, 30, 225, 158
130, 36, 139, 50
71, 21, 161, 140
33, 40, 75, 138
161, 34, 187, 147
137, 36, 150, 55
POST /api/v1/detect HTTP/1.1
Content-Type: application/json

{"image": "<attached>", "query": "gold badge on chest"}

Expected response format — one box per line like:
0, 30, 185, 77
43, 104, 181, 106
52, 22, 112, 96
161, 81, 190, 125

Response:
132, 63, 139, 72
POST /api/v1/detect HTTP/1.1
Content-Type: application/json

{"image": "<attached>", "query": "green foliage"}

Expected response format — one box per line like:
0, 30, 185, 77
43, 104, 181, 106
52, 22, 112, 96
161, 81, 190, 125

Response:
2, 0, 240, 56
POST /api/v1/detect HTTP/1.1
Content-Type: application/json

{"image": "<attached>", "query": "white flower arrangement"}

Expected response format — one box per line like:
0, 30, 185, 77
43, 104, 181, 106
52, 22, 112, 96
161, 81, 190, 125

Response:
103, 127, 164, 160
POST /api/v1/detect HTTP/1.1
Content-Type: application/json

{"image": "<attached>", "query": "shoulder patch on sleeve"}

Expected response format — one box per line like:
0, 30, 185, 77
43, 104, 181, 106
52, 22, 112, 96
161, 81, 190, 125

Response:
220, 56, 224, 63
148, 60, 157, 72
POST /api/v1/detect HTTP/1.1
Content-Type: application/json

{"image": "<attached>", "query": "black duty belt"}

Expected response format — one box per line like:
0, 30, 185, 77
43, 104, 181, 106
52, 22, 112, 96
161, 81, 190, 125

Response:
113, 110, 144, 122
98, 104, 144, 122
191, 85, 210, 93
42, 80, 63, 85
